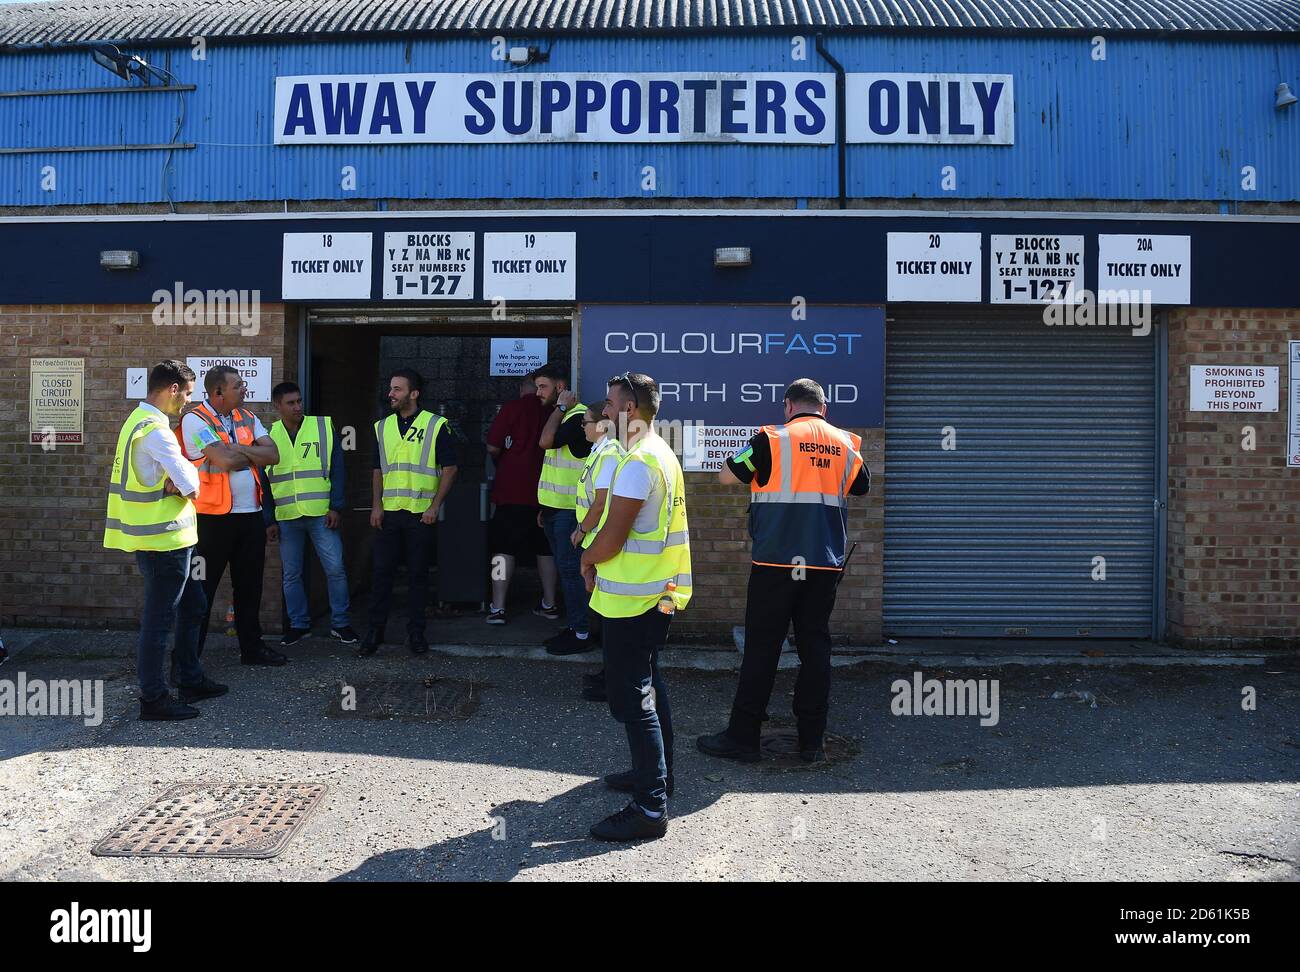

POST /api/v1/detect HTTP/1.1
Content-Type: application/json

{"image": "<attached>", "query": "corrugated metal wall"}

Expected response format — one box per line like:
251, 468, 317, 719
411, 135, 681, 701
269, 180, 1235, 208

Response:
1, 34, 1296, 205
883, 313, 1158, 638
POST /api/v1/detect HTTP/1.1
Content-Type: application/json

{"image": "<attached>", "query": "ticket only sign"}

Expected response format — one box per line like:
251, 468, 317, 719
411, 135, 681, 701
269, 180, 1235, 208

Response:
275, 73, 836, 144
579, 305, 884, 427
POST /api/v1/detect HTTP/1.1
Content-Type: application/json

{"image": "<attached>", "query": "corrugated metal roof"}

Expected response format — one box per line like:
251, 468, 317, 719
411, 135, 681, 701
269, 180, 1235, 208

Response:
3, 0, 1299, 46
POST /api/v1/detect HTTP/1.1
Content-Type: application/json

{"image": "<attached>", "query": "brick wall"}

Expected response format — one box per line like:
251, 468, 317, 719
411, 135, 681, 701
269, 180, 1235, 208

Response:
1166, 308, 1300, 649
0, 303, 292, 634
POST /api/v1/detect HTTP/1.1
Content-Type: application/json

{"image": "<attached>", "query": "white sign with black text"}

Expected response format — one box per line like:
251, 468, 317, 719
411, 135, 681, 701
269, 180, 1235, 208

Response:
186, 356, 273, 404
490, 338, 548, 376
126, 368, 148, 399
990, 235, 1084, 303
1097, 235, 1191, 304
282, 232, 372, 299
1189, 365, 1278, 413
483, 232, 576, 301
382, 231, 475, 300
887, 232, 982, 302
683, 424, 762, 473
1288, 342, 1300, 468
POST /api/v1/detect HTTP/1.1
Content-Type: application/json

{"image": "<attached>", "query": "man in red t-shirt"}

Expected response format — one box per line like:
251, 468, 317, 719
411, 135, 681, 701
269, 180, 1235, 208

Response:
485, 377, 559, 624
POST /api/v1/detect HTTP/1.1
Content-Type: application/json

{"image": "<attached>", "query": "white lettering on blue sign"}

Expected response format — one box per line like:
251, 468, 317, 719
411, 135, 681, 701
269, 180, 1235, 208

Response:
845, 73, 1014, 145
274, 73, 835, 144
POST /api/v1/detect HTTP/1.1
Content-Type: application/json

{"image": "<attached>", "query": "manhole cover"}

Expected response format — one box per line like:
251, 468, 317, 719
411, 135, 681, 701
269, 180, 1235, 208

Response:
92, 783, 326, 859
325, 676, 480, 722
757, 727, 857, 771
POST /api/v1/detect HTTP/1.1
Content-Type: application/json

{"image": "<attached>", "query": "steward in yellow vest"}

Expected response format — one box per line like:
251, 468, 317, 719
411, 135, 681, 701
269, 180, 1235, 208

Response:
103, 359, 224, 721
573, 410, 624, 551
580, 372, 688, 843
105, 404, 198, 553
362, 369, 459, 657
534, 364, 596, 651
263, 381, 356, 647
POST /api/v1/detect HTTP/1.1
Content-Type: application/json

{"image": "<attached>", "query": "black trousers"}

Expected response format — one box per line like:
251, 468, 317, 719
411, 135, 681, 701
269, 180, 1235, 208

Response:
727, 565, 840, 748
195, 511, 267, 658
369, 508, 435, 636
602, 607, 674, 815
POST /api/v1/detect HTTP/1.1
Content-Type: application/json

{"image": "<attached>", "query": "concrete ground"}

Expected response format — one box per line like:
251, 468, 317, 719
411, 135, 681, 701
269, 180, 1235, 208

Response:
1, 627, 1297, 882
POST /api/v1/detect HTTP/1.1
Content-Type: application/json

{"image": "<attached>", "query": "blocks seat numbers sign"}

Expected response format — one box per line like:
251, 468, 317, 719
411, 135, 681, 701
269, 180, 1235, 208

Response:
383, 231, 474, 299
1189, 365, 1278, 412
282, 232, 372, 299
484, 232, 575, 300
186, 357, 272, 404
1097, 235, 1191, 304
991, 235, 1083, 303
888, 232, 982, 302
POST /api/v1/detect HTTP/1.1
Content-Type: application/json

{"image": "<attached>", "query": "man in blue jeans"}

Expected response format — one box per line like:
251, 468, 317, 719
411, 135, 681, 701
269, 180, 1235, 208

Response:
534, 364, 595, 655
262, 381, 358, 646
104, 359, 227, 720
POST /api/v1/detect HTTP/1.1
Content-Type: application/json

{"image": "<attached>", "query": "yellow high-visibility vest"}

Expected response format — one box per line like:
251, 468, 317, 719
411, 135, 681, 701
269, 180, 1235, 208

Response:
103, 405, 198, 552
268, 416, 333, 521
576, 435, 624, 550
375, 411, 446, 514
588, 432, 692, 619
537, 403, 587, 510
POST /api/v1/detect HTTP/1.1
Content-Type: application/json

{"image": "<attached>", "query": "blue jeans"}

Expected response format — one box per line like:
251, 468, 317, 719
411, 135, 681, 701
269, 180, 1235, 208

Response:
279, 515, 351, 630
135, 546, 208, 702
603, 607, 674, 814
541, 506, 588, 635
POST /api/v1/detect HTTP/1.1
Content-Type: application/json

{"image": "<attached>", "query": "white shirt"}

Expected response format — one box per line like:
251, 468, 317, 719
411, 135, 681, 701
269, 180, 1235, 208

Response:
132, 402, 200, 498
611, 444, 667, 536
180, 401, 268, 513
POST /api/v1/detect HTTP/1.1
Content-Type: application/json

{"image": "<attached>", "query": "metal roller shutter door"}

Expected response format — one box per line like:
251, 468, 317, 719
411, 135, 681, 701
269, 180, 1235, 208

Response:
884, 315, 1158, 638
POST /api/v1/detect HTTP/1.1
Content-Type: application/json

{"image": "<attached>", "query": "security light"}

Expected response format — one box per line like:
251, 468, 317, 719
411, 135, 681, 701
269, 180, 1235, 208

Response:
1277, 82, 1298, 109
100, 250, 140, 271
714, 247, 752, 268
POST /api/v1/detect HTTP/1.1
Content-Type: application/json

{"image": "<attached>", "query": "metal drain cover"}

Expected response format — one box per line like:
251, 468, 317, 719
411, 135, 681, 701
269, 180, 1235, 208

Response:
92, 783, 327, 859
757, 728, 857, 771
326, 676, 480, 722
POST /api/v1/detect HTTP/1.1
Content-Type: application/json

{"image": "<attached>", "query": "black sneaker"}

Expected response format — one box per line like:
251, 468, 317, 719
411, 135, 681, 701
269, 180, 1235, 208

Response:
280, 627, 311, 647
139, 693, 200, 721
408, 632, 429, 655
545, 629, 596, 656
532, 602, 560, 621
696, 731, 762, 763
581, 682, 607, 702
177, 677, 229, 704
485, 608, 506, 625
800, 744, 826, 763
358, 628, 382, 657
330, 626, 359, 645
604, 769, 674, 798
590, 802, 668, 842
582, 669, 605, 688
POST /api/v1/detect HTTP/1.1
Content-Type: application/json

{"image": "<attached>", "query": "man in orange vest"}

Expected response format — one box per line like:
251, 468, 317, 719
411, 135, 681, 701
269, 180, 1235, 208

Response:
698, 378, 870, 764
178, 365, 286, 666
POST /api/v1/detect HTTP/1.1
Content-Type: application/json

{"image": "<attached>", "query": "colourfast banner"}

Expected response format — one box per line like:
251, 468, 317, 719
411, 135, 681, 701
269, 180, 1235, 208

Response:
579, 305, 885, 427
274, 73, 836, 144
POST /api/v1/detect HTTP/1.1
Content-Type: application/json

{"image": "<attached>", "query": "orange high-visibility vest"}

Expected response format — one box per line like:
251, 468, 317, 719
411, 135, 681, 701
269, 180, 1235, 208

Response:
749, 415, 863, 570
177, 402, 264, 515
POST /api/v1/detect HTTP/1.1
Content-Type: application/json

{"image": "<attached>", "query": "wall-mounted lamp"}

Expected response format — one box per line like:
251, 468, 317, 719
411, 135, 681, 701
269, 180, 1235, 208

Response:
100, 250, 140, 271
90, 43, 169, 86
508, 46, 548, 66
714, 247, 752, 268
1277, 82, 1298, 109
